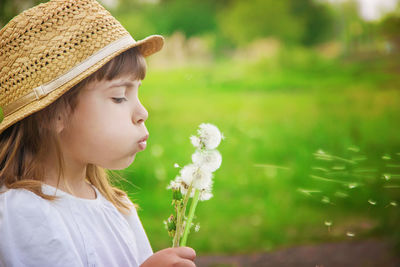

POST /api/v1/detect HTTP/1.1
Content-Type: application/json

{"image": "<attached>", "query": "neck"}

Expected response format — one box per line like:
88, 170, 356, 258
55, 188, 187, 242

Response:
42, 150, 95, 199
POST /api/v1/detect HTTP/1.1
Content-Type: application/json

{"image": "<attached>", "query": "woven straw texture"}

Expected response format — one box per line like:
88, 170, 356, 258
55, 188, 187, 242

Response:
0, 0, 163, 134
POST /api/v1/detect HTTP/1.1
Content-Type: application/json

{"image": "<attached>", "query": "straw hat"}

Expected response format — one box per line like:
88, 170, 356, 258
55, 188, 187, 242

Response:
0, 0, 164, 134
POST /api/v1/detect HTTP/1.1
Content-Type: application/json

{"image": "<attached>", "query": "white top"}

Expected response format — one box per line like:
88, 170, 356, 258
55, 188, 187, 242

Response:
0, 184, 153, 267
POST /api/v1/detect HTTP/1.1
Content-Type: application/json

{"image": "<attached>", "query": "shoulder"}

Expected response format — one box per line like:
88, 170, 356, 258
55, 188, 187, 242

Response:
0, 187, 52, 220
0, 187, 54, 241
0, 187, 83, 266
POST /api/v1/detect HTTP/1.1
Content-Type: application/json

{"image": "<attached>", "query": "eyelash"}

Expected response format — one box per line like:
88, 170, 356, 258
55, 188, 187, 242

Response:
112, 97, 127, 104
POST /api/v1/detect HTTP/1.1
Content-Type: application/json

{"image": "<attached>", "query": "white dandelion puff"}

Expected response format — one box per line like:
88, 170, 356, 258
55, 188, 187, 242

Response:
192, 149, 222, 172
199, 189, 213, 201
180, 164, 213, 190
195, 123, 223, 150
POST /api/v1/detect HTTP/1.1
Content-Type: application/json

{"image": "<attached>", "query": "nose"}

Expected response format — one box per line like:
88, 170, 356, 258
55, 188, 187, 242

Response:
133, 101, 148, 124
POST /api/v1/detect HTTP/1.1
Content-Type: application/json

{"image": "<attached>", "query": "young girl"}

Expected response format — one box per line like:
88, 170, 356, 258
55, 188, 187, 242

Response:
0, 0, 196, 266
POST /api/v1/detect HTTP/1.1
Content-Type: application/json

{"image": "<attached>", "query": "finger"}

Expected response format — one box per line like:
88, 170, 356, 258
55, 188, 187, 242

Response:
177, 259, 196, 267
175, 246, 196, 261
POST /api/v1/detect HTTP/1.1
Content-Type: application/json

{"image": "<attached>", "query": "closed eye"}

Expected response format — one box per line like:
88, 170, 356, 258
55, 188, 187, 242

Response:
112, 97, 128, 104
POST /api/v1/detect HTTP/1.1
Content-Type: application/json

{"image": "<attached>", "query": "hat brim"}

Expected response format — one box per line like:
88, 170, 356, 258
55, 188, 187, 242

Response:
0, 34, 164, 134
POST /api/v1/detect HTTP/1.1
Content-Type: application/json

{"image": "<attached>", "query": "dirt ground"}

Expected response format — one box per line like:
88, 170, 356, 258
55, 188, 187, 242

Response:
194, 239, 400, 267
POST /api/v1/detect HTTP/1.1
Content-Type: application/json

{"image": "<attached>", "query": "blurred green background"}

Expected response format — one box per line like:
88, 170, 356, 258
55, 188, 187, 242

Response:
2, 0, 400, 256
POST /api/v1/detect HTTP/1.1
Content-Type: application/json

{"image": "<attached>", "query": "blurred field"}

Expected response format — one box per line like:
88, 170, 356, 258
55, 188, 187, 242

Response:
1, 0, 400, 260
116, 50, 400, 254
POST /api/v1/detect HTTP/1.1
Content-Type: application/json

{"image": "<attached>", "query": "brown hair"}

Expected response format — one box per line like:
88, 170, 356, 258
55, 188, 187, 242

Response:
0, 47, 146, 214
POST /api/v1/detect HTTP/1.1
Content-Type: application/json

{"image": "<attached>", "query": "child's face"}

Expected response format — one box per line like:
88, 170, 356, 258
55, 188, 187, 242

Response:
59, 74, 149, 170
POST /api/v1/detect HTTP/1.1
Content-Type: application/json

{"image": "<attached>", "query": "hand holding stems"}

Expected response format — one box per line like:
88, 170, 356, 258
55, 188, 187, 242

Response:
140, 247, 196, 267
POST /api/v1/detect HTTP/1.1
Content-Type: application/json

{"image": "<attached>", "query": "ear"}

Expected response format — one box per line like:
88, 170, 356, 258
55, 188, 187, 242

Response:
55, 115, 65, 134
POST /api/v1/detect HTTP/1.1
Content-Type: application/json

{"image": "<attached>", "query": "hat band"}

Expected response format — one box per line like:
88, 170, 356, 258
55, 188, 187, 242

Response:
3, 35, 136, 117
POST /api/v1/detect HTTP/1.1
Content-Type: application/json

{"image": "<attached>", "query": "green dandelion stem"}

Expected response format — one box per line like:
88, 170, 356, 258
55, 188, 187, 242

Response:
173, 183, 193, 247
180, 189, 200, 247
172, 204, 181, 247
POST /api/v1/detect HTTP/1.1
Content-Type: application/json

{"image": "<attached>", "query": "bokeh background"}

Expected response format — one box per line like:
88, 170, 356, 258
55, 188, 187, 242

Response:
2, 0, 400, 264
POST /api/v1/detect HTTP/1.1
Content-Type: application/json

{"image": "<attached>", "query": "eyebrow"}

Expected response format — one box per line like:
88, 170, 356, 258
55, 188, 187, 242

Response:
109, 81, 135, 89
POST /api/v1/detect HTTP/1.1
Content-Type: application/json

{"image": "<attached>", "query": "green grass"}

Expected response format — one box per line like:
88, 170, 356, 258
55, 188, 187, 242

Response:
116, 53, 400, 254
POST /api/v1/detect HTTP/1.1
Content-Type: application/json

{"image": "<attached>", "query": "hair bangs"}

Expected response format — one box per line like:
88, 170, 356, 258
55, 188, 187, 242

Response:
93, 47, 147, 82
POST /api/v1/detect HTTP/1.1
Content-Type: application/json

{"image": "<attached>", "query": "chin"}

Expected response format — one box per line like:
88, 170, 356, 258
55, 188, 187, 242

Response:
104, 154, 137, 170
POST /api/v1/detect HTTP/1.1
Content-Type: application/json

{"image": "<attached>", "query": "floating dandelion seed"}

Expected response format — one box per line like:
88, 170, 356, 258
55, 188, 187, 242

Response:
368, 199, 377, 205
194, 223, 200, 232
385, 201, 398, 208
383, 174, 391, 181
312, 167, 329, 172
334, 191, 348, 198
382, 154, 391, 160
348, 183, 358, 189
297, 188, 321, 196
332, 165, 346, 170
348, 146, 360, 152
174, 163, 180, 168
324, 220, 333, 232
346, 232, 355, 237
322, 196, 330, 204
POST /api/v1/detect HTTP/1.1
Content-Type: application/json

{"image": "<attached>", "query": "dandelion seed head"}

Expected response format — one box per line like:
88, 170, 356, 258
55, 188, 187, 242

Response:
180, 164, 213, 190
199, 189, 213, 201
192, 149, 222, 172
197, 123, 222, 150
